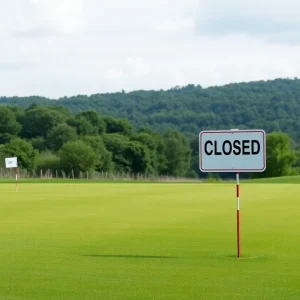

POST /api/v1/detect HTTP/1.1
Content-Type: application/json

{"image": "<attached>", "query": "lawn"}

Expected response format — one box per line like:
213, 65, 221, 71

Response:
0, 182, 299, 299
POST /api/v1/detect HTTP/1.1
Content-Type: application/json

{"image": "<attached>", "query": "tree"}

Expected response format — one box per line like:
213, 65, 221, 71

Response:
103, 117, 133, 136
66, 110, 106, 136
103, 134, 151, 173
75, 110, 106, 134
189, 137, 201, 177
81, 136, 114, 171
133, 132, 157, 174
31, 137, 48, 152
4, 78, 300, 143
0, 106, 22, 143
36, 151, 61, 173
7, 105, 25, 122
49, 106, 72, 118
0, 145, 5, 168
129, 141, 151, 174
47, 124, 77, 151
20, 106, 66, 139
251, 132, 298, 178
67, 117, 96, 136
134, 127, 168, 174
59, 140, 98, 175
163, 130, 191, 176
4, 138, 37, 172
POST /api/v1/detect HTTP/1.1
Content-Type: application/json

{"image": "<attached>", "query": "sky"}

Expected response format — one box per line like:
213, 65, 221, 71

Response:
0, 0, 300, 98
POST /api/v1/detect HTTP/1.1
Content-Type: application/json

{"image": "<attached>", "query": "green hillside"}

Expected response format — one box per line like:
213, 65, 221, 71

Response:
1, 78, 300, 141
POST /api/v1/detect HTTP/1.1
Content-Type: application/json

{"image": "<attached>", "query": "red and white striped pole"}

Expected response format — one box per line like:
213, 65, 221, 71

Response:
236, 172, 240, 258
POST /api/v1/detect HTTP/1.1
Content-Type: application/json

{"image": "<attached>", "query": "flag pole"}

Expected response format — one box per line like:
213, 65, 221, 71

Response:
15, 167, 18, 192
236, 172, 240, 258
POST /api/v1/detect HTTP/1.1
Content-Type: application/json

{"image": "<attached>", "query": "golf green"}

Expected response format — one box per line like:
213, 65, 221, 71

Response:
0, 182, 299, 299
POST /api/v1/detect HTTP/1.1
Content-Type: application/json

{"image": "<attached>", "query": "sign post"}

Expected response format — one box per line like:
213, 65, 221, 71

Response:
5, 157, 18, 192
199, 129, 266, 258
236, 172, 240, 258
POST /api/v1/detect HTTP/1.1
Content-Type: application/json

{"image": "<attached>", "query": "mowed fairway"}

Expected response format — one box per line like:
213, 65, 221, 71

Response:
0, 182, 300, 299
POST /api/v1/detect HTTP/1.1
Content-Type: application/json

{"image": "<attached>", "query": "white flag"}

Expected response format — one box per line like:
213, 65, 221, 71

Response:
5, 157, 18, 168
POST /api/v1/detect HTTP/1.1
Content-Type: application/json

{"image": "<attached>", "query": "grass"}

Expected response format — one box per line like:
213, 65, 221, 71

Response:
0, 182, 300, 299
245, 175, 300, 184
0, 178, 202, 184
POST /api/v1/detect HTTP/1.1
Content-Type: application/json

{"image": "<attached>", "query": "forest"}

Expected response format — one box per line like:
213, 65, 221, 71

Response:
0, 104, 298, 180
0, 104, 193, 178
1, 78, 300, 179
1, 78, 300, 142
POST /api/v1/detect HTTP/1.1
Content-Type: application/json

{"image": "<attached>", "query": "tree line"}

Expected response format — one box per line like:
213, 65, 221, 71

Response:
2, 78, 300, 143
0, 103, 299, 179
0, 104, 191, 178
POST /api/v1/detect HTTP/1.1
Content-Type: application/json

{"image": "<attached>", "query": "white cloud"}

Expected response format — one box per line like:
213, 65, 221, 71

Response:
126, 58, 151, 77
196, 0, 300, 41
0, 37, 40, 69
153, 18, 195, 34
0, 0, 300, 98
105, 69, 126, 80
12, 0, 84, 36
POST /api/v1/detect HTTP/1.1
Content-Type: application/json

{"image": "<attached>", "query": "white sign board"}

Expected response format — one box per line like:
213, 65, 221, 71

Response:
199, 130, 266, 172
5, 157, 18, 168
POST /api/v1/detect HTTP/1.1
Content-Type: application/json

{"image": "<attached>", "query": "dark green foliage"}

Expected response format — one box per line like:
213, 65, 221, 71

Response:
67, 117, 96, 136
7, 105, 25, 122
66, 110, 106, 136
163, 130, 191, 176
36, 151, 61, 173
103, 117, 133, 136
0, 145, 5, 168
81, 136, 114, 172
103, 134, 151, 174
20, 107, 66, 139
2, 78, 300, 179
4, 138, 37, 172
3, 79, 300, 142
0, 106, 22, 143
59, 140, 98, 175
188, 137, 201, 177
251, 132, 298, 178
132, 132, 158, 174
30, 137, 48, 152
48, 106, 72, 118
185, 170, 200, 178
76, 110, 106, 134
129, 141, 151, 174
134, 128, 168, 174
47, 124, 77, 151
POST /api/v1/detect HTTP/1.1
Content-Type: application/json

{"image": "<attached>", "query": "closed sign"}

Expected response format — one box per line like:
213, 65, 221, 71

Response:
199, 130, 266, 172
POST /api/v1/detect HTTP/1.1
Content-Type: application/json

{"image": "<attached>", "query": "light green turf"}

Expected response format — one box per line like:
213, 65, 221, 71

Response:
245, 176, 300, 184
0, 183, 299, 299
